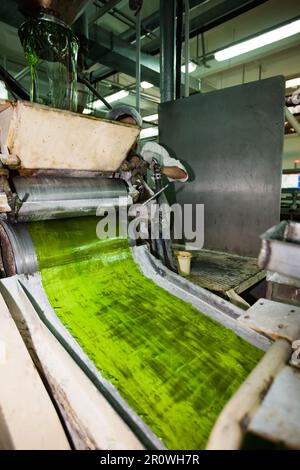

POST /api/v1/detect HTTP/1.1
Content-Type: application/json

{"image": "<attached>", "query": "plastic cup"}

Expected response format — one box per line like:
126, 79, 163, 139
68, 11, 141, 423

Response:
176, 251, 192, 275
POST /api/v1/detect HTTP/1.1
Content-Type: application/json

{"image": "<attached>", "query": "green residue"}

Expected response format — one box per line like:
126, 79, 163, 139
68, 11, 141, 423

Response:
27, 217, 263, 449
19, 17, 78, 111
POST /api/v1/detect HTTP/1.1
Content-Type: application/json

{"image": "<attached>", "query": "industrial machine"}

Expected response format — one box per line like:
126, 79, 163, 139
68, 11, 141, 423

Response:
0, 98, 138, 272
0, 0, 299, 452
0, 98, 299, 450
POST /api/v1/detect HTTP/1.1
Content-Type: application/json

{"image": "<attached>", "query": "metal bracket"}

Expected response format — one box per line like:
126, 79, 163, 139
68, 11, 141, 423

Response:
237, 299, 300, 343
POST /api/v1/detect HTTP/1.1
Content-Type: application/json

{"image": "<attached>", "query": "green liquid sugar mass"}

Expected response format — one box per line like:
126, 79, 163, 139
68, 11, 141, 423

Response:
19, 16, 78, 111
27, 217, 263, 449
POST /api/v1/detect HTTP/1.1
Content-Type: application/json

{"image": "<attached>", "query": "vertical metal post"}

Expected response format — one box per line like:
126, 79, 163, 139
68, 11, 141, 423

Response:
176, 0, 183, 100
136, 11, 141, 112
160, 0, 176, 103
74, 10, 89, 39
184, 0, 190, 98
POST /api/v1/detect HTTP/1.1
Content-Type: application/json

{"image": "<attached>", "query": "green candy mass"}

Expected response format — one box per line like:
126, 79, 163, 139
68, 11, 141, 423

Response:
27, 217, 263, 449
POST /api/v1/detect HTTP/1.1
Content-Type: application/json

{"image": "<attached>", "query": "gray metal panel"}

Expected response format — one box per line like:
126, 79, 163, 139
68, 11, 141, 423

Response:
159, 76, 285, 257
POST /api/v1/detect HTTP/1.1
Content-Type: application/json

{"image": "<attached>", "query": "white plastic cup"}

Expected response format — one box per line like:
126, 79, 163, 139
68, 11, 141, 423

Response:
176, 251, 192, 275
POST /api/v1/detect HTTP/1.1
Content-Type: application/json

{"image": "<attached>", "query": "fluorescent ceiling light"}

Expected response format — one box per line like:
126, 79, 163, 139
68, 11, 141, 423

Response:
286, 77, 300, 88
93, 90, 129, 109
215, 18, 300, 62
181, 62, 197, 73
140, 127, 159, 139
141, 81, 154, 89
143, 113, 159, 122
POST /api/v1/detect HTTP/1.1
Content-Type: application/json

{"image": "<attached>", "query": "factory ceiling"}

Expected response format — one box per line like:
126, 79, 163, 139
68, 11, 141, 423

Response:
0, 0, 299, 121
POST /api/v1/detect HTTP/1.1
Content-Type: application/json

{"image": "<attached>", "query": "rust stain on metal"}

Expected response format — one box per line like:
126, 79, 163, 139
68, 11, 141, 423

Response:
0, 100, 139, 172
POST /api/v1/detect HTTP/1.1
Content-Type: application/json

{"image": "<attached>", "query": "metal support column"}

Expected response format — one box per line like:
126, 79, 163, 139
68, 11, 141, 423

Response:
176, 0, 183, 100
184, 0, 190, 98
160, 0, 176, 103
136, 11, 141, 113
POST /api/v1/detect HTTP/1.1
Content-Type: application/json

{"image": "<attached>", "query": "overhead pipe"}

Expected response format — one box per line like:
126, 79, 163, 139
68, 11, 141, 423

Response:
176, 0, 183, 100
77, 75, 112, 109
160, 0, 176, 103
136, 10, 141, 112
184, 0, 190, 98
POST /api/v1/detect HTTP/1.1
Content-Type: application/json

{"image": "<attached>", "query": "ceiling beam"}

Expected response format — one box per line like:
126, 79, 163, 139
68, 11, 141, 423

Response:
120, 0, 208, 43
0, 0, 200, 93
88, 23, 159, 84
0, 0, 23, 29
142, 0, 269, 54
88, 0, 123, 24
188, 0, 269, 38
88, 23, 200, 91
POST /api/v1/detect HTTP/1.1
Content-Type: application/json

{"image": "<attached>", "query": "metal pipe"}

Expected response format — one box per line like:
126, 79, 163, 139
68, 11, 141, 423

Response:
184, 0, 190, 98
136, 11, 141, 113
78, 75, 112, 109
176, 0, 183, 100
160, 0, 176, 103
285, 106, 300, 137
201, 32, 210, 69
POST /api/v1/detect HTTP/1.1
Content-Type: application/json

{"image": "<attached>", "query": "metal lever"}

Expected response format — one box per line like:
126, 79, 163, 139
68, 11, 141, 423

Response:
142, 184, 169, 206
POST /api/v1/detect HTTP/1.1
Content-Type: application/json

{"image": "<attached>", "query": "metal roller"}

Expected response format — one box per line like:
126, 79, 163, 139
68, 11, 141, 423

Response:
0, 176, 130, 275
0, 220, 37, 276
12, 176, 130, 222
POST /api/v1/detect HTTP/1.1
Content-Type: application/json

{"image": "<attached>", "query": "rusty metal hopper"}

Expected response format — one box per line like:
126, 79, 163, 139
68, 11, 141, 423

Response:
16, 0, 90, 24
0, 100, 139, 173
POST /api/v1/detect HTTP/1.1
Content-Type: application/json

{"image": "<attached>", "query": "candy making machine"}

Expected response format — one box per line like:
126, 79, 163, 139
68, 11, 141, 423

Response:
0, 99, 299, 450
